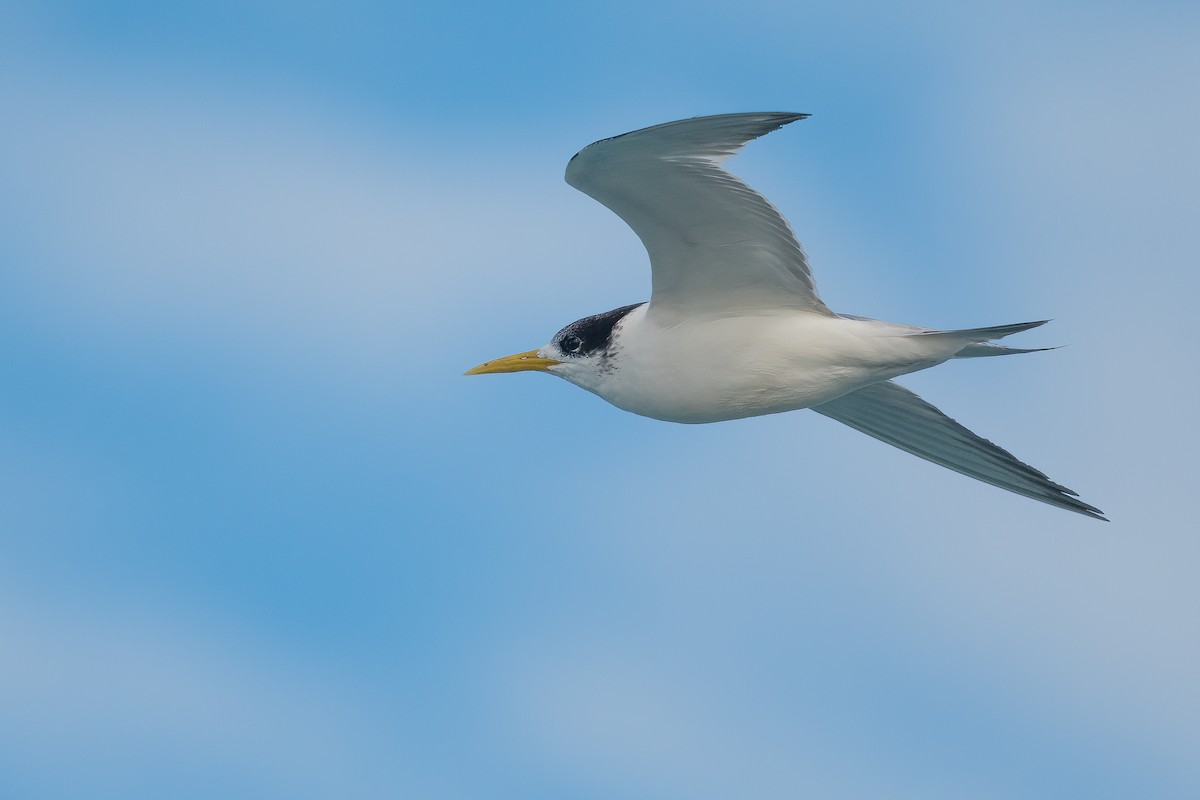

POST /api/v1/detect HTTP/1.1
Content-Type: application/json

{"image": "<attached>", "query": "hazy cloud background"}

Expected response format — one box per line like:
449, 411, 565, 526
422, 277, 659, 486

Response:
1, 1, 1196, 798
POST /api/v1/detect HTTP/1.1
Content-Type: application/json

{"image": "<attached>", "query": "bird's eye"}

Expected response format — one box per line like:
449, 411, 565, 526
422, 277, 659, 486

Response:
560, 335, 582, 354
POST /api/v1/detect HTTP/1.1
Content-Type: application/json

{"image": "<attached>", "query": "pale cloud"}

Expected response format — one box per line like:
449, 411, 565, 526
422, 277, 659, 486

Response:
494, 638, 967, 800
0, 573, 441, 799
0, 47, 643, 382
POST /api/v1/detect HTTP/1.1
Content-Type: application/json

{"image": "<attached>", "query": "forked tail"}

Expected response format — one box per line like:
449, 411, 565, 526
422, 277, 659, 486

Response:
914, 320, 1057, 358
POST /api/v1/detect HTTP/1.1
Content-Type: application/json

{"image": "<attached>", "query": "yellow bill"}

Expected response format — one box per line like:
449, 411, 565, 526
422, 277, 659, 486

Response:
464, 349, 562, 375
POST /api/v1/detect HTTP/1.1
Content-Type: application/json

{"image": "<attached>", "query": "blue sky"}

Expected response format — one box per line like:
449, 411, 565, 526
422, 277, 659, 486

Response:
1, 1, 1197, 798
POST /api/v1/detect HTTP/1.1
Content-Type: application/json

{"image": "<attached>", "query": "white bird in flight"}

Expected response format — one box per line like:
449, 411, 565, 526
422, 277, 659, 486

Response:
467, 113, 1104, 519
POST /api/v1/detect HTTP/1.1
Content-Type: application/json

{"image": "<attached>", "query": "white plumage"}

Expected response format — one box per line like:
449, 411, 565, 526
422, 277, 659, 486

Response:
467, 113, 1104, 519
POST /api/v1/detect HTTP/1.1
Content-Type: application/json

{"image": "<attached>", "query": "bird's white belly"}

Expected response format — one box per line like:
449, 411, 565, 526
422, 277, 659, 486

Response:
589, 312, 949, 424
605, 352, 861, 423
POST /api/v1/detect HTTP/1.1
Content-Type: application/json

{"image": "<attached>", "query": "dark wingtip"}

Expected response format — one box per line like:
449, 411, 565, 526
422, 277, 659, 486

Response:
772, 112, 811, 124
1074, 501, 1108, 521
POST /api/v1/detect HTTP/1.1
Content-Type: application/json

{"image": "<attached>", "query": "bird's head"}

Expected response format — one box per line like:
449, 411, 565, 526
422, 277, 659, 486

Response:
464, 302, 645, 391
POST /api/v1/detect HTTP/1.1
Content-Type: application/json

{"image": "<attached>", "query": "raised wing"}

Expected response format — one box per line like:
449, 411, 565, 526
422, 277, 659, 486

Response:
812, 380, 1106, 519
565, 113, 832, 320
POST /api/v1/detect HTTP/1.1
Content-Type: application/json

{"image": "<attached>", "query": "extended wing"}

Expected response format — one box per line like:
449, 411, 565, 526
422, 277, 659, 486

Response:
565, 113, 832, 321
813, 380, 1106, 519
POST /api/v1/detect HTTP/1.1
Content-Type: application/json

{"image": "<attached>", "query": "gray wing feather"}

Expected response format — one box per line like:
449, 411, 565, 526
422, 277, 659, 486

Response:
565, 113, 832, 319
812, 380, 1105, 519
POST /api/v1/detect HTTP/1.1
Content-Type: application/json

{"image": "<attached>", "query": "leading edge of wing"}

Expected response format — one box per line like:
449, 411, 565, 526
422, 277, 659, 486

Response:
566, 112, 810, 173
812, 380, 1106, 519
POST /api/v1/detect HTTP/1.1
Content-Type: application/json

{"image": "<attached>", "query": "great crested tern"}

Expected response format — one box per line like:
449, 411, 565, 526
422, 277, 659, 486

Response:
467, 113, 1104, 519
